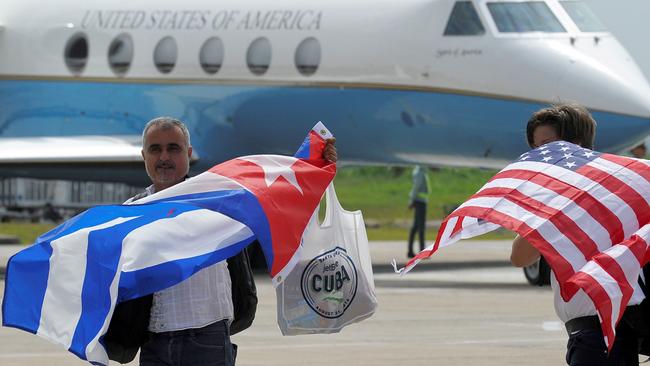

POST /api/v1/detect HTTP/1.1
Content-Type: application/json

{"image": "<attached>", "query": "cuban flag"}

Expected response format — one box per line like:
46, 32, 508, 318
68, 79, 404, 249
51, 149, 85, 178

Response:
2, 122, 336, 365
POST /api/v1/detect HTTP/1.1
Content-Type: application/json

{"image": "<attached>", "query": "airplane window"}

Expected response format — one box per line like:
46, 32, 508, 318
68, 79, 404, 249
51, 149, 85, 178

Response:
487, 2, 565, 33
64, 33, 88, 74
560, 1, 606, 32
444, 1, 486, 36
294, 37, 321, 76
247, 37, 271, 75
199, 37, 225, 74
153, 36, 177, 74
108, 34, 133, 76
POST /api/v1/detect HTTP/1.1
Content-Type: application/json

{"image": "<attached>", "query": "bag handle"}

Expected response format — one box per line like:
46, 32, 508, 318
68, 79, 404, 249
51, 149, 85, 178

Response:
322, 183, 342, 227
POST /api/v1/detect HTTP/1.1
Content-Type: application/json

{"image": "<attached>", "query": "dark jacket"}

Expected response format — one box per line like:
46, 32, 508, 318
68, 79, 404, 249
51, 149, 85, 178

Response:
103, 247, 258, 363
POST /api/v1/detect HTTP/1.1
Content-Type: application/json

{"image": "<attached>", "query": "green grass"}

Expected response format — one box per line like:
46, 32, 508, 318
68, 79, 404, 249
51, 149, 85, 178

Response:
0, 167, 508, 244
323, 166, 513, 241
330, 166, 497, 220
0, 223, 55, 245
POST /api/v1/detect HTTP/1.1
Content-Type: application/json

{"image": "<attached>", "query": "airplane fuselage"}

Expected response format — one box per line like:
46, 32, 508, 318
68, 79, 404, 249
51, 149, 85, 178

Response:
0, 0, 649, 185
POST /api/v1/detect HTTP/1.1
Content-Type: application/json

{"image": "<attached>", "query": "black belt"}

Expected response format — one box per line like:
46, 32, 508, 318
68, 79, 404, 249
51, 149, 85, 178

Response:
565, 315, 600, 335
565, 305, 642, 335
150, 319, 227, 338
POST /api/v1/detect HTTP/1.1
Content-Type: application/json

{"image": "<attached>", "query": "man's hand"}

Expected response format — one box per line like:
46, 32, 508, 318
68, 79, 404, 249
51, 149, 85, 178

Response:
324, 138, 338, 162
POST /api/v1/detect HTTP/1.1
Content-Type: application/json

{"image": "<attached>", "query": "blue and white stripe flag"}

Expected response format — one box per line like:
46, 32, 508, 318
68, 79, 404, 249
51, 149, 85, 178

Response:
2, 123, 336, 365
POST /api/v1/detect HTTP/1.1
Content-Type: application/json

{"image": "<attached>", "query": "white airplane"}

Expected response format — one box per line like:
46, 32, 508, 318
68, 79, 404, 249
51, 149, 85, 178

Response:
0, 0, 649, 187
1, 0, 648, 286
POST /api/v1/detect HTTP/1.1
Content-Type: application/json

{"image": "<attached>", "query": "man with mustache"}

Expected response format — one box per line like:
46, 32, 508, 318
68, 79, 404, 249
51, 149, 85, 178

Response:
114, 117, 337, 366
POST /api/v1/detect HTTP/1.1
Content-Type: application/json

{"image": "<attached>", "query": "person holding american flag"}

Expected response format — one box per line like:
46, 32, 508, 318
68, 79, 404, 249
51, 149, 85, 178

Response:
395, 102, 649, 363
510, 104, 646, 366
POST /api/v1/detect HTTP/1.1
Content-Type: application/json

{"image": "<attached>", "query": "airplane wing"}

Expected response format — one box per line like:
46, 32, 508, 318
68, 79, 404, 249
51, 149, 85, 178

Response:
0, 135, 200, 164
0, 136, 200, 185
0, 136, 145, 163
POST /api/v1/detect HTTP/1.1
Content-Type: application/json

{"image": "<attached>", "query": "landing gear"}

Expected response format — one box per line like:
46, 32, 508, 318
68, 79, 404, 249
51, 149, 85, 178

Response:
523, 257, 551, 286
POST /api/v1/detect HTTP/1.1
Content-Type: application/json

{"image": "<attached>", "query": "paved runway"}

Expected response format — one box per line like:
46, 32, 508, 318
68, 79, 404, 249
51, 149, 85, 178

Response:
0, 241, 568, 365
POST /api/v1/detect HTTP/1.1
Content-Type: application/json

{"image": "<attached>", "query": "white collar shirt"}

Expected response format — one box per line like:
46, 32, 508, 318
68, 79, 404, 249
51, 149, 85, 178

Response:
127, 185, 234, 332
551, 272, 644, 323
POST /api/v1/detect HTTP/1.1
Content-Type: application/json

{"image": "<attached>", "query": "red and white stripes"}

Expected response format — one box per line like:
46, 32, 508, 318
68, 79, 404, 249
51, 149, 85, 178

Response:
397, 148, 649, 350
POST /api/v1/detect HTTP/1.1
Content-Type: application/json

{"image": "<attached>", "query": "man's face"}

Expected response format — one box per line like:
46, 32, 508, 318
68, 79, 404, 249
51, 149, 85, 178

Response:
631, 145, 647, 158
142, 125, 192, 192
532, 124, 560, 148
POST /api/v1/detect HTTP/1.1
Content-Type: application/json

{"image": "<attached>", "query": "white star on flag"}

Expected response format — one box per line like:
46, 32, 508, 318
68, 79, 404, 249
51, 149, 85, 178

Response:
240, 155, 304, 194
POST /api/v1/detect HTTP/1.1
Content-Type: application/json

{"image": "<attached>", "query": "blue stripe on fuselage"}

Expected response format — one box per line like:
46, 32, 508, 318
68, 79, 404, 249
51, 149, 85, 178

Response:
0, 79, 648, 170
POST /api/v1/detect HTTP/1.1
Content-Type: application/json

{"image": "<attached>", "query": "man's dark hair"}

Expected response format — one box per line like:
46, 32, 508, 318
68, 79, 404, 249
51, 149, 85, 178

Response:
526, 103, 596, 149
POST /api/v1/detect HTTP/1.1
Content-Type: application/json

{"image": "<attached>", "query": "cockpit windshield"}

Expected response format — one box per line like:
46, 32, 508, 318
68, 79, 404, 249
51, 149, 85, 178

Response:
487, 1, 565, 33
444, 1, 486, 36
560, 1, 607, 32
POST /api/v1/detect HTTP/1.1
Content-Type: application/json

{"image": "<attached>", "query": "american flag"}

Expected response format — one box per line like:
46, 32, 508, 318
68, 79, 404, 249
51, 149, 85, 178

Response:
396, 141, 650, 350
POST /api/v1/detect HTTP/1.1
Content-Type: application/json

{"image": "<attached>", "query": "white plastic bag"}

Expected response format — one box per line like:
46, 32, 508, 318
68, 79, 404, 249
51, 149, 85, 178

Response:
275, 183, 377, 335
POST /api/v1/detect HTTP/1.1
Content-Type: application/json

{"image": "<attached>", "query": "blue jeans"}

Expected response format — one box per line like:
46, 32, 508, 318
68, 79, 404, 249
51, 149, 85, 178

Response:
140, 320, 237, 366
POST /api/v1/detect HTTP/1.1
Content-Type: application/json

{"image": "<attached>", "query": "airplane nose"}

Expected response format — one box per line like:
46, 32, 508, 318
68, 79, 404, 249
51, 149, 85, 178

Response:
554, 38, 650, 151
610, 70, 650, 119
563, 57, 650, 118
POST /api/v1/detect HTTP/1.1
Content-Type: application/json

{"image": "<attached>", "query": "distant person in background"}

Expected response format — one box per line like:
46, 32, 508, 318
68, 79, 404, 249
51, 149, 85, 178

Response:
510, 103, 645, 366
42, 202, 62, 223
630, 142, 647, 158
407, 165, 430, 258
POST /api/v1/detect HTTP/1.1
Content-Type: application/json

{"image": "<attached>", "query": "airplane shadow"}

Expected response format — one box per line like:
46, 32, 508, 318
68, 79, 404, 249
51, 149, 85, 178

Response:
374, 279, 535, 290
371, 260, 541, 290
371, 260, 511, 274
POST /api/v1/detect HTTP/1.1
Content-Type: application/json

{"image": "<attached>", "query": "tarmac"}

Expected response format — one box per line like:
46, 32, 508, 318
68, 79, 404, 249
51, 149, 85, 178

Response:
0, 241, 570, 365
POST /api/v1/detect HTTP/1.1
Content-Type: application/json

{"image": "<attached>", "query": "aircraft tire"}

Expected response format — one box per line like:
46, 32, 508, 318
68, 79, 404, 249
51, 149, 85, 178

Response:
523, 257, 551, 286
